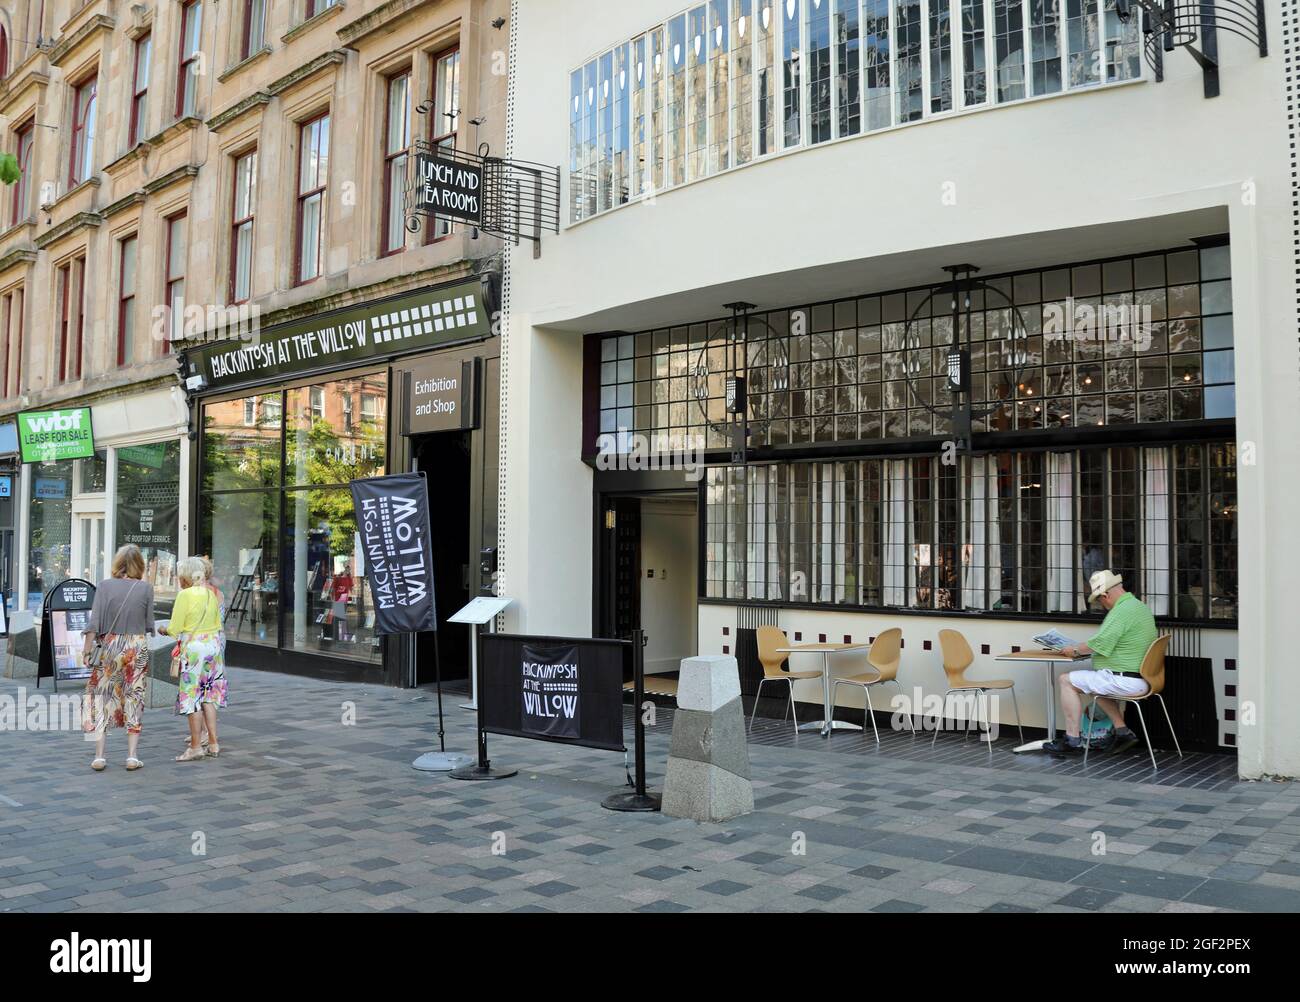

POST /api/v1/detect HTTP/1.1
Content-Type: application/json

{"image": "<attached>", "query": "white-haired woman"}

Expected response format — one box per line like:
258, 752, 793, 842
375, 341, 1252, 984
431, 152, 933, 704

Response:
160, 556, 228, 761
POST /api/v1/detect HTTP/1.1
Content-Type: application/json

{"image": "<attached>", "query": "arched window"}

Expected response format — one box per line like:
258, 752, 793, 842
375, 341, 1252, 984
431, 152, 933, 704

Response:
0, 26, 10, 79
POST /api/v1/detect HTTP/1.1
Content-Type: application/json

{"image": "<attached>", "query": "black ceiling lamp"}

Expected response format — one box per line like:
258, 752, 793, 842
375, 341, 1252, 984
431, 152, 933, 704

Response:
1115, 0, 1267, 99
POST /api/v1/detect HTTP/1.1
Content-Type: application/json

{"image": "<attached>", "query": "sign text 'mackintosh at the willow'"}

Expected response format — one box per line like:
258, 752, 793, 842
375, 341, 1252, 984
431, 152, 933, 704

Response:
184, 280, 491, 393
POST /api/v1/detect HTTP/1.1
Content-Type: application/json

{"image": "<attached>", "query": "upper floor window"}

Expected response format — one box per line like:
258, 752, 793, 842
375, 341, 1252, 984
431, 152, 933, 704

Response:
11, 122, 33, 225
231, 151, 257, 302
0, 25, 9, 79
1, 287, 23, 398
382, 71, 411, 256
129, 34, 151, 146
428, 47, 460, 241
306, 0, 338, 18
56, 254, 87, 381
69, 75, 98, 187
243, 0, 267, 59
165, 212, 187, 353
117, 235, 138, 367
569, 0, 1142, 223
176, 0, 202, 119
296, 114, 330, 284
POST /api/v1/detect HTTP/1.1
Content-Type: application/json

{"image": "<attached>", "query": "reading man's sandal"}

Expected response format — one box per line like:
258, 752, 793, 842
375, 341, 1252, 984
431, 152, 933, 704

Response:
125, 758, 144, 771
90, 758, 107, 772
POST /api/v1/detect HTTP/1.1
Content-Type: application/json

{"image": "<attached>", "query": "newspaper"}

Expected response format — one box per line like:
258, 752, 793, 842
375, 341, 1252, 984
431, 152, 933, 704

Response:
1032, 629, 1079, 651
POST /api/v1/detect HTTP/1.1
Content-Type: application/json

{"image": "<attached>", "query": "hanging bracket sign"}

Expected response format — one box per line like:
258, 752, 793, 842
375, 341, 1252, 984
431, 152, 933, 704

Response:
414, 151, 483, 226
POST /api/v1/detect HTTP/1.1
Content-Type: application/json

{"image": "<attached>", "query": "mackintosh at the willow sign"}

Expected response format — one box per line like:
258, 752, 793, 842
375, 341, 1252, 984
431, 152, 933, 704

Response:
349, 473, 437, 636
521, 643, 581, 740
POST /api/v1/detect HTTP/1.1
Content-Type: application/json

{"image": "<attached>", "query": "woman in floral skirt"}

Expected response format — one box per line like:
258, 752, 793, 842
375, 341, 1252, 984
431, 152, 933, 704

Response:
83, 545, 156, 771
161, 556, 228, 762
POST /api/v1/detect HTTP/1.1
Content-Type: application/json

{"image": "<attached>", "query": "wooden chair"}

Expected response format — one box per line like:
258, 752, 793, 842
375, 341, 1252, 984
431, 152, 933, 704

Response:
751, 625, 823, 734
933, 629, 1025, 753
1082, 635, 1182, 770
830, 628, 915, 744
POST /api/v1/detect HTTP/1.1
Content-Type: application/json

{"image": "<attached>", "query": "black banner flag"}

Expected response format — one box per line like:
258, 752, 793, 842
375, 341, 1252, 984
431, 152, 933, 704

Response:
349, 473, 437, 636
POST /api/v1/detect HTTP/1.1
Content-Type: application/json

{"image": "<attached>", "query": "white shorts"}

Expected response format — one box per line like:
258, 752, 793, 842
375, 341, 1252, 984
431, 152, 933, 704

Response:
1067, 666, 1150, 699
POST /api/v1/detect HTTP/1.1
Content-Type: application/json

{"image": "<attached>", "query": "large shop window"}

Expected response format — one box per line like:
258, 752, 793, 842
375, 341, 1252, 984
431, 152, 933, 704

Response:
569, 0, 1141, 223
705, 443, 1237, 622
27, 459, 75, 604
114, 440, 182, 616
597, 244, 1234, 452
199, 376, 388, 661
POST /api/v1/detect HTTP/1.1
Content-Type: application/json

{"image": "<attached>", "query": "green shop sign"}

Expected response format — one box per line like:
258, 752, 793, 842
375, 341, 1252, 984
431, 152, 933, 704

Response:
183, 279, 492, 393
17, 408, 95, 463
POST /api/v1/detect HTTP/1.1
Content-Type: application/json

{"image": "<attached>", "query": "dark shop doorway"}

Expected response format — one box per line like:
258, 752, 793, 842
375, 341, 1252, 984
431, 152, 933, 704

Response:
413, 430, 472, 686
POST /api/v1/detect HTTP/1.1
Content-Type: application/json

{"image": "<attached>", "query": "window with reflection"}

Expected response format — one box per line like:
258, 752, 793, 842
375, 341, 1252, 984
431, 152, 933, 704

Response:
201, 490, 280, 646
782, 0, 802, 148
285, 378, 387, 486
807, 0, 832, 144
687, 6, 709, 180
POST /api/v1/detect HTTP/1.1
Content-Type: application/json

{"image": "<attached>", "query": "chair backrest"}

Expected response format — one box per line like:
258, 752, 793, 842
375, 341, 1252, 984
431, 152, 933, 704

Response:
1139, 635, 1171, 695
937, 629, 974, 684
867, 628, 903, 681
756, 625, 790, 678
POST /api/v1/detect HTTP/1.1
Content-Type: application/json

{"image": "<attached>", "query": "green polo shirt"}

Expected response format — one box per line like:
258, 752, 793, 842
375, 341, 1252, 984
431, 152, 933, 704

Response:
1088, 593, 1157, 675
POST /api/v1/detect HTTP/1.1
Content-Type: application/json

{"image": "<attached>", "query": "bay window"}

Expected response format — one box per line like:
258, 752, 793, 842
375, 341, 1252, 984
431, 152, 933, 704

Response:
244, 0, 267, 59
429, 47, 461, 240
177, 0, 202, 119
69, 75, 97, 186
166, 212, 187, 352
129, 35, 150, 146
231, 151, 257, 302
382, 72, 411, 256
117, 235, 137, 367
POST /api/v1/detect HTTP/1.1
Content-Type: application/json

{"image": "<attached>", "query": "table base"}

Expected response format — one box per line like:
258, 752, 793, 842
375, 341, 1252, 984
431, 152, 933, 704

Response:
798, 721, 864, 734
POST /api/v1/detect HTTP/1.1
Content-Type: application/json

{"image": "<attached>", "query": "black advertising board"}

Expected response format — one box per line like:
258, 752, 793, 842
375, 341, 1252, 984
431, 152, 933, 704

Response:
480, 634, 627, 752
414, 152, 484, 225
349, 473, 437, 636
37, 578, 96, 690
182, 279, 490, 393
404, 357, 479, 435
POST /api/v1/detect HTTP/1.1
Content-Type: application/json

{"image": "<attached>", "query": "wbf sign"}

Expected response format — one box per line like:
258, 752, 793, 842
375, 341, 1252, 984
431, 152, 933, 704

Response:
17, 408, 94, 463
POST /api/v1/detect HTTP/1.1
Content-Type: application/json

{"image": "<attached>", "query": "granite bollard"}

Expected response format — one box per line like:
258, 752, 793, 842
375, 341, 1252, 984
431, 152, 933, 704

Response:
662, 655, 754, 823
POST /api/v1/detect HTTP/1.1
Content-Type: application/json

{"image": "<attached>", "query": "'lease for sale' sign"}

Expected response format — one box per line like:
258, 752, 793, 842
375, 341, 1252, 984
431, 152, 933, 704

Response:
17, 408, 94, 463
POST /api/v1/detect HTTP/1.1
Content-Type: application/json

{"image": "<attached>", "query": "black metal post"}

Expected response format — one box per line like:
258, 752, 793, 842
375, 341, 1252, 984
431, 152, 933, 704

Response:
603, 629, 662, 811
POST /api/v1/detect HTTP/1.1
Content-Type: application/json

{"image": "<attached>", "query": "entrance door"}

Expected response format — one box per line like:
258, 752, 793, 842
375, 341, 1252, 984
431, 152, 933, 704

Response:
413, 431, 472, 685
73, 512, 106, 584
598, 492, 699, 676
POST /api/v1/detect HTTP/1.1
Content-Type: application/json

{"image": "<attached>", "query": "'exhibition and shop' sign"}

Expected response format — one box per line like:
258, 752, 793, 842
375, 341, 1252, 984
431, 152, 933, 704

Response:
183, 280, 491, 393
348, 473, 437, 636
17, 408, 95, 463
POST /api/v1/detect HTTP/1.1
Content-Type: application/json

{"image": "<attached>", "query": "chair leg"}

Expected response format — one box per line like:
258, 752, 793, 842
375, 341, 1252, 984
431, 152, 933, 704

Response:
890, 679, 917, 734
750, 678, 768, 732
1156, 695, 1183, 758
1008, 687, 1025, 745
864, 685, 880, 745
1132, 700, 1158, 770
1083, 695, 1099, 764
787, 679, 799, 734
931, 690, 954, 749
976, 691, 992, 757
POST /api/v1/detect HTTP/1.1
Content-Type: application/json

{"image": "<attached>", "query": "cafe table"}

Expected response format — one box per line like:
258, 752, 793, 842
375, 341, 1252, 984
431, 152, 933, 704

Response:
776, 642, 871, 738
994, 649, 1091, 752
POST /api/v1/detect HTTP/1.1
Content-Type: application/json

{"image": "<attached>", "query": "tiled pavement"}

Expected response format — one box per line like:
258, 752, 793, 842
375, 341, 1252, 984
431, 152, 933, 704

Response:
1, 667, 1298, 913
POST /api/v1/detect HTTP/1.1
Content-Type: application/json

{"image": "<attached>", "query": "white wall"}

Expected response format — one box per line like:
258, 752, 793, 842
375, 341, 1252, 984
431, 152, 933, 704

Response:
505, 3, 1294, 775
640, 498, 698, 674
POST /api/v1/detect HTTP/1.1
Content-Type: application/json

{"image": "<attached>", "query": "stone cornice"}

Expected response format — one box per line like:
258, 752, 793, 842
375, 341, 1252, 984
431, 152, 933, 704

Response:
34, 211, 104, 249
218, 46, 273, 84
206, 91, 272, 132
0, 71, 51, 118
266, 50, 348, 97
102, 142, 147, 179
102, 191, 146, 218
0, 247, 38, 274
46, 176, 101, 211
142, 164, 199, 195
337, 0, 426, 47
146, 116, 202, 149
282, 3, 347, 45
47, 14, 116, 68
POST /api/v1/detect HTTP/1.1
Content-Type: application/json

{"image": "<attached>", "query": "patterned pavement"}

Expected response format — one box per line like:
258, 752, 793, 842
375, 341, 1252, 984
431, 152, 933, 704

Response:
0, 666, 1298, 913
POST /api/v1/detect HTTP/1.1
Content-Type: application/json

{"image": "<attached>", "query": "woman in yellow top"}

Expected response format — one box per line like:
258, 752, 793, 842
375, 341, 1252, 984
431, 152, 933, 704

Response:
161, 556, 228, 762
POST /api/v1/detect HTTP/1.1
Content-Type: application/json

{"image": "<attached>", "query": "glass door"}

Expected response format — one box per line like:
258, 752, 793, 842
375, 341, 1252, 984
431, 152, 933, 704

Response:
73, 513, 106, 584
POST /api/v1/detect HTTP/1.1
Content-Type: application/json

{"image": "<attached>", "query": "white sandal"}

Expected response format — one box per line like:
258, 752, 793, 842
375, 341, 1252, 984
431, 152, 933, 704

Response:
91, 758, 107, 772
174, 747, 205, 763
125, 757, 144, 771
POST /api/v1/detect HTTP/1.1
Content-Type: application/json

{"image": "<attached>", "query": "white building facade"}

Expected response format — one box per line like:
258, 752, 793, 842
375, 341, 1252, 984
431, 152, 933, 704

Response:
500, 0, 1295, 778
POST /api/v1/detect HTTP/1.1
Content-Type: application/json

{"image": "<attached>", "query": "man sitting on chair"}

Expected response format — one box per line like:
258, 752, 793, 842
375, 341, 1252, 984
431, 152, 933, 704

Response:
1042, 570, 1157, 757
